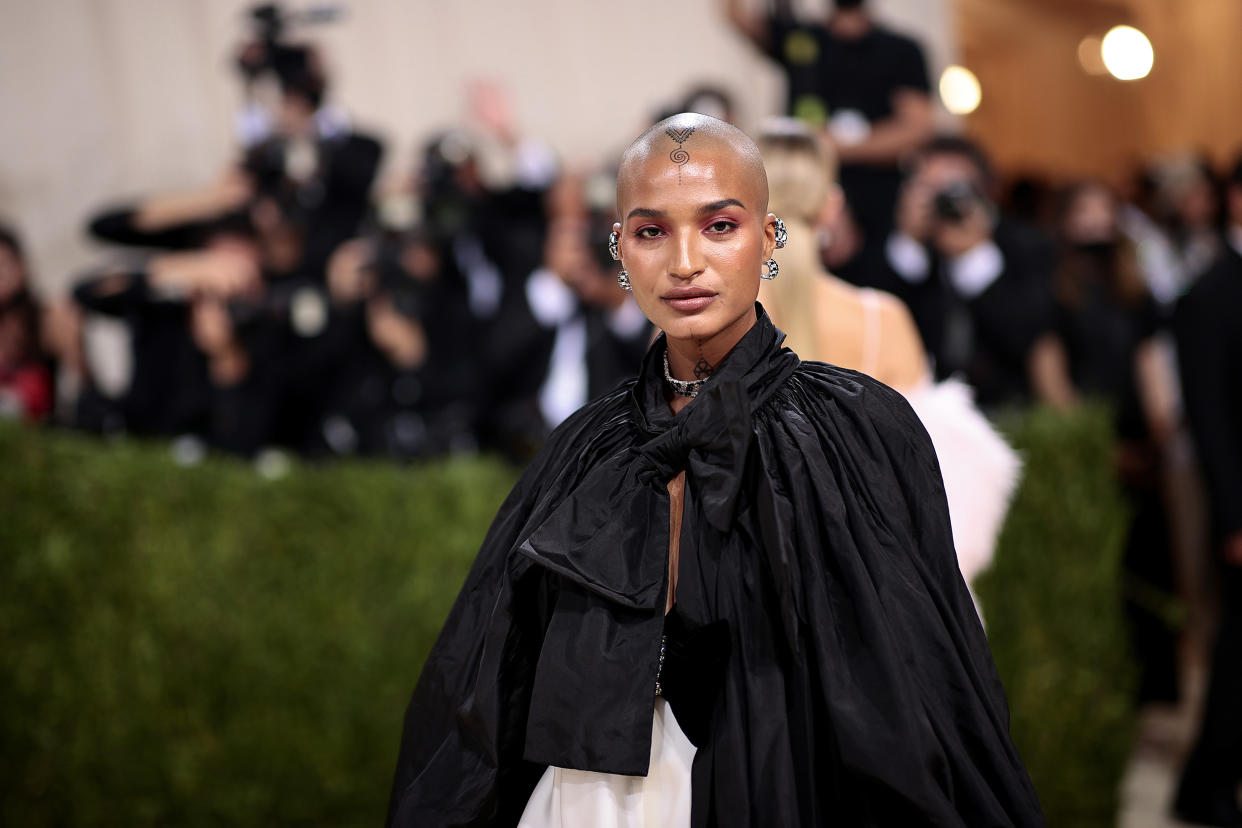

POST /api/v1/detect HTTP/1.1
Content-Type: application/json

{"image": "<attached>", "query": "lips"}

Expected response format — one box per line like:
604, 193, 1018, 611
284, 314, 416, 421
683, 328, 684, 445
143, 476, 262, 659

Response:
662, 287, 717, 313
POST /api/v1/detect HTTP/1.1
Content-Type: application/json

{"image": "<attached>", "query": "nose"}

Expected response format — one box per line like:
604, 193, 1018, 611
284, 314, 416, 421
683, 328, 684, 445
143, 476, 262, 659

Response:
667, 228, 705, 281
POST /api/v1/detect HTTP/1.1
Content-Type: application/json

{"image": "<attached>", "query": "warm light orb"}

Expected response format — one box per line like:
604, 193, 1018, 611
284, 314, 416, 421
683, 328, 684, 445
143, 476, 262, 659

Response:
1077, 36, 1107, 76
1101, 25, 1154, 80
939, 65, 982, 115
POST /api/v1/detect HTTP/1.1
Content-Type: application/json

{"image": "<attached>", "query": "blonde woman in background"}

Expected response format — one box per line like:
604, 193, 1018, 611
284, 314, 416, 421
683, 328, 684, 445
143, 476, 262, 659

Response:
758, 119, 1020, 593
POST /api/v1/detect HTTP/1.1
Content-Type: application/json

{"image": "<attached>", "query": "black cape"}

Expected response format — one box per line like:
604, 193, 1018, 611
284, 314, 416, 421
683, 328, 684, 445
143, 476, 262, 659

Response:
387, 305, 1044, 827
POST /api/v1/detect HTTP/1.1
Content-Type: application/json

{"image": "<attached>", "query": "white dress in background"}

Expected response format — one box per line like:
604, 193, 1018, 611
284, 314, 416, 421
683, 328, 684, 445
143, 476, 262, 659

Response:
518, 698, 696, 828
858, 290, 1022, 593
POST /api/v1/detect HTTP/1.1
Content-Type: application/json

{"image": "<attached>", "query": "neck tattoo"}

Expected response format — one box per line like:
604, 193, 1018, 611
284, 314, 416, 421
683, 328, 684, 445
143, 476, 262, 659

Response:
665, 126, 696, 183
693, 356, 714, 380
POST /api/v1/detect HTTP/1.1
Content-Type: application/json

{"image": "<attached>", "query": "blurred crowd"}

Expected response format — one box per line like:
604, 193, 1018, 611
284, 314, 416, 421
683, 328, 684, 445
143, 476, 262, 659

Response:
4, 6, 656, 463
2, 3, 1235, 470
2, 0, 1241, 821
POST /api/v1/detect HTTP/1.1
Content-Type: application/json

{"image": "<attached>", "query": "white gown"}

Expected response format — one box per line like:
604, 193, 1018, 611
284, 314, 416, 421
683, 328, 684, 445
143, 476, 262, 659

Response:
857, 289, 1023, 596
517, 698, 696, 828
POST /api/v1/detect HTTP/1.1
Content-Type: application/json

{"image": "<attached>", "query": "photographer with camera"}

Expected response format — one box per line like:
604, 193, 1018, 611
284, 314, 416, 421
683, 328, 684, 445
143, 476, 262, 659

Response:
89, 3, 381, 281
479, 171, 650, 458
236, 32, 382, 277
724, 0, 934, 255
320, 226, 483, 460
75, 195, 343, 456
880, 135, 1060, 411
71, 217, 264, 446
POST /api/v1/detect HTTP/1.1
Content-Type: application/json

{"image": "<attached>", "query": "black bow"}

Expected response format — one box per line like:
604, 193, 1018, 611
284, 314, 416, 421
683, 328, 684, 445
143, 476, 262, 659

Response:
516, 306, 799, 774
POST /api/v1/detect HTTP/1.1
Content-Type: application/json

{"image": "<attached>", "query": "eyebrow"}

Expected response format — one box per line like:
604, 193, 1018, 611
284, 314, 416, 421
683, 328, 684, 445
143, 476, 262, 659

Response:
625, 198, 747, 222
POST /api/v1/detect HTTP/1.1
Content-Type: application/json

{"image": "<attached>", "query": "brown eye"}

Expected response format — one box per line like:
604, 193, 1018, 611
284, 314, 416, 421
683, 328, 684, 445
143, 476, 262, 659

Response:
707, 221, 737, 234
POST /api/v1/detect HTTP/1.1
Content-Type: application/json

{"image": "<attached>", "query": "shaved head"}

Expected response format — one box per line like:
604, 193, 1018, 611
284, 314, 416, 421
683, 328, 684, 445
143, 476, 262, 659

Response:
611, 112, 779, 366
617, 113, 769, 214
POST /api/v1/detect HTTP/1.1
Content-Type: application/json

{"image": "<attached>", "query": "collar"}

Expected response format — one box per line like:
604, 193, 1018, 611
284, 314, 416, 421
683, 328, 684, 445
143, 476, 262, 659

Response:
629, 303, 799, 435
947, 239, 1004, 300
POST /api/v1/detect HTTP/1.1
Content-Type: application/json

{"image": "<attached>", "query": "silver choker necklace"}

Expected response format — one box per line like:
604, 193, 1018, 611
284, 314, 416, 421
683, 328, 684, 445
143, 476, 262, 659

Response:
663, 350, 708, 398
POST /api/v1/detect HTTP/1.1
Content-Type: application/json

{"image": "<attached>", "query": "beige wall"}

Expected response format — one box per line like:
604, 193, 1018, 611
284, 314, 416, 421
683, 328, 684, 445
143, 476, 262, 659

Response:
958, 0, 1242, 185
0, 0, 954, 297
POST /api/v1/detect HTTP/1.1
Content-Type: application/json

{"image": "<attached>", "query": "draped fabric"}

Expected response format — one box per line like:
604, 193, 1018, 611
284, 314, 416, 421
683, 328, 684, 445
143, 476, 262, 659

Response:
386, 304, 1045, 828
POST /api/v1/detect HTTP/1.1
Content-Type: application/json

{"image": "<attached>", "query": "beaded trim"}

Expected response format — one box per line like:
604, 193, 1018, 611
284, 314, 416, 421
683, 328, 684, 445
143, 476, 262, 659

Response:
654, 634, 668, 697
663, 350, 707, 398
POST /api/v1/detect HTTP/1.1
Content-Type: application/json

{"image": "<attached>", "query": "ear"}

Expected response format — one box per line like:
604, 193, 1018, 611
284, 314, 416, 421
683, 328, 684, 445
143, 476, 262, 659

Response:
764, 213, 779, 260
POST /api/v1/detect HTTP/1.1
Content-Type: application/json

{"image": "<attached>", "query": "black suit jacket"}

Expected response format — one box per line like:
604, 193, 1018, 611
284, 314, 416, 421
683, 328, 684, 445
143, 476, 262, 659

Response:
1176, 245, 1242, 541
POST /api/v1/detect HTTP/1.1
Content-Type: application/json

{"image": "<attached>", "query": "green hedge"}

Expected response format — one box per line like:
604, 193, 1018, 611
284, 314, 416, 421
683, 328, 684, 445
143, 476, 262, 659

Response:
0, 407, 1136, 827
980, 405, 1137, 828
0, 426, 517, 827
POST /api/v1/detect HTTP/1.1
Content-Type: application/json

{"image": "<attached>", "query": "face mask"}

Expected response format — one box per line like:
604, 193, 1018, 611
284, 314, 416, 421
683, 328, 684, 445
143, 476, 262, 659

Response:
1074, 241, 1116, 260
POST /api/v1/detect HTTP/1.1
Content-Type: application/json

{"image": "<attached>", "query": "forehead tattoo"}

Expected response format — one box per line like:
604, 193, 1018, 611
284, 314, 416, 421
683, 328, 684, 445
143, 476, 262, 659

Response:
665, 126, 696, 183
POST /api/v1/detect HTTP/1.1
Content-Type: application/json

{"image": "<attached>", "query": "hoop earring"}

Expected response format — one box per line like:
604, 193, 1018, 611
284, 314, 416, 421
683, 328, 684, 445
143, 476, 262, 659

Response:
761, 259, 779, 280
609, 231, 631, 290
773, 216, 788, 249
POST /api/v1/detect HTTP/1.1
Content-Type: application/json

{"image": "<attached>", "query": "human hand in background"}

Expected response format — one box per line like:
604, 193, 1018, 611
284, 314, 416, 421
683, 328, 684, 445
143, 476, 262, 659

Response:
933, 200, 994, 258
895, 176, 935, 242
327, 239, 376, 304
149, 246, 261, 299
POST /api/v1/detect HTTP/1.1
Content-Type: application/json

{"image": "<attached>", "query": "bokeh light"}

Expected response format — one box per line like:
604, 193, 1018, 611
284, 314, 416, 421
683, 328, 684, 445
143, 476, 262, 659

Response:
1101, 25, 1154, 80
1077, 36, 1108, 76
939, 65, 982, 115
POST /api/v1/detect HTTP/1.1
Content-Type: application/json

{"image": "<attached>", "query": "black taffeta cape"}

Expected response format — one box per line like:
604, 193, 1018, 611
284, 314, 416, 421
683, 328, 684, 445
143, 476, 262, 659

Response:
386, 304, 1045, 828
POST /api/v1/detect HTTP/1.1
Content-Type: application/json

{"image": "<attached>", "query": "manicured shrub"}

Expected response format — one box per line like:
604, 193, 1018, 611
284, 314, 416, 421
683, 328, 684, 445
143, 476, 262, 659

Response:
1, 405, 1136, 827
0, 425, 516, 827
979, 405, 1137, 828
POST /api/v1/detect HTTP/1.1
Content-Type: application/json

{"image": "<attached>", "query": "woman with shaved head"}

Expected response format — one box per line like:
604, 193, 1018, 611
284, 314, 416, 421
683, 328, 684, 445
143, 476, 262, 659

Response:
387, 114, 1044, 828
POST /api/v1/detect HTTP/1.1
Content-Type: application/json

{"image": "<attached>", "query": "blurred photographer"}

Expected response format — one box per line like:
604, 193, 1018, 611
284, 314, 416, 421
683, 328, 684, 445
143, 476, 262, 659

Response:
90, 3, 381, 279
236, 13, 383, 276
396, 82, 556, 323
71, 218, 262, 442
320, 227, 482, 459
724, 0, 934, 253
481, 171, 649, 456
881, 135, 1059, 410
75, 198, 336, 455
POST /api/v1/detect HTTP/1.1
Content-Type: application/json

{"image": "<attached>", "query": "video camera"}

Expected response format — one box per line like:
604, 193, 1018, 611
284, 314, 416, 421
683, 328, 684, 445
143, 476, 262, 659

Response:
235, 3, 341, 92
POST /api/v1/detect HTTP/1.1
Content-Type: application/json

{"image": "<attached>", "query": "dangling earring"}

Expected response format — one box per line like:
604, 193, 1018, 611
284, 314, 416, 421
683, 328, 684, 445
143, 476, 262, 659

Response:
609, 230, 632, 290
762, 215, 786, 278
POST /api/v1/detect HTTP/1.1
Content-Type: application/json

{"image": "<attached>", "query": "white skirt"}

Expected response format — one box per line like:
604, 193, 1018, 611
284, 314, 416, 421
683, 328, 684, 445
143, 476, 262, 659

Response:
517, 698, 696, 828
